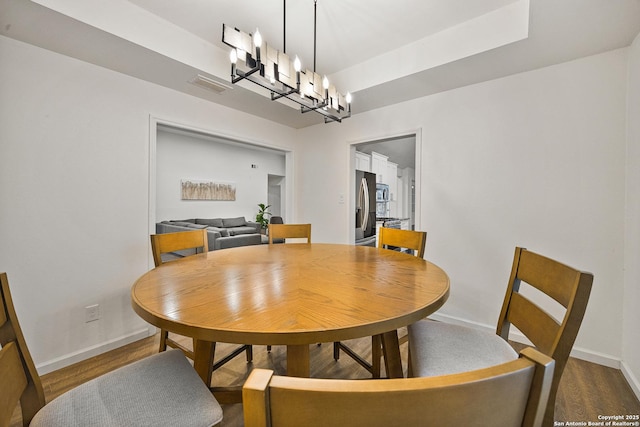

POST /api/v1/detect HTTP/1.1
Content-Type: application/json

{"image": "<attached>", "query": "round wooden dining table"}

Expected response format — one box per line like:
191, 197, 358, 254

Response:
131, 243, 449, 400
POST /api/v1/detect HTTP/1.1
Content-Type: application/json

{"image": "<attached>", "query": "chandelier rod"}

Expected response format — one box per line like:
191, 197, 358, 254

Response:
313, 0, 317, 72
283, 0, 317, 71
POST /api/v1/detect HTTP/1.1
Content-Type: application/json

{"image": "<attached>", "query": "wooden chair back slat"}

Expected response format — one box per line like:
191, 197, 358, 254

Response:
377, 227, 427, 258
0, 273, 46, 427
268, 224, 311, 244
516, 250, 581, 308
505, 292, 561, 355
243, 347, 554, 427
150, 229, 209, 267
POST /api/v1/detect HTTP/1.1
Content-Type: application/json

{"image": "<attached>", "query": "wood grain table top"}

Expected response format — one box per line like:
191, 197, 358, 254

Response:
131, 243, 450, 346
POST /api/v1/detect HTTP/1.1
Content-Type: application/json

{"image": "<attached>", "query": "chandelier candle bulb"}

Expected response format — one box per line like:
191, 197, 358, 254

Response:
323, 75, 329, 100
294, 56, 301, 88
253, 29, 262, 62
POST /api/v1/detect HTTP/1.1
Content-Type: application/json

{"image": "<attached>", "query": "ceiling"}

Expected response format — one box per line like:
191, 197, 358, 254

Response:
1, 0, 640, 129
127, 0, 517, 76
357, 136, 416, 170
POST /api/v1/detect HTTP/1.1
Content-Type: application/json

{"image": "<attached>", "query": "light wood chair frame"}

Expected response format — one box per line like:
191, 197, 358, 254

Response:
243, 347, 555, 427
408, 247, 593, 427
495, 247, 593, 426
268, 223, 311, 244
151, 227, 209, 267
334, 227, 427, 378
377, 226, 427, 258
0, 272, 46, 427
150, 229, 252, 370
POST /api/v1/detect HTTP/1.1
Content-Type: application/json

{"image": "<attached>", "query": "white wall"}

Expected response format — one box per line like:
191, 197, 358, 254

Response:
1, 28, 638, 394
0, 35, 297, 372
156, 130, 286, 222
623, 33, 640, 396
297, 48, 629, 370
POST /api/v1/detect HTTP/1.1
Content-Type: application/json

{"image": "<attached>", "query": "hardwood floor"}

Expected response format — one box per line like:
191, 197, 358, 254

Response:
10, 332, 640, 426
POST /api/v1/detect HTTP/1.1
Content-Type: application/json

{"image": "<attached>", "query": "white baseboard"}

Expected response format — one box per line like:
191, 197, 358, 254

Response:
427, 313, 621, 368
621, 361, 640, 401
36, 326, 156, 375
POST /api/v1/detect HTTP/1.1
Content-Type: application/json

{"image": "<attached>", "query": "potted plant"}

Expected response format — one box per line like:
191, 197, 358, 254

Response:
256, 203, 271, 233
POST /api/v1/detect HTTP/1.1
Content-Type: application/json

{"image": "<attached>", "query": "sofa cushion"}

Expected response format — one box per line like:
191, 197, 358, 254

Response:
227, 226, 258, 236
196, 218, 224, 228
168, 219, 196, 224
222, 217, 247, 227
207, 226, 229, 237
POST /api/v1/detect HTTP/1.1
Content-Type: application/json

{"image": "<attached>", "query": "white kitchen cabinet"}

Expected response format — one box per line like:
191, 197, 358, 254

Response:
355, 151, 371, 172
371, 152, 388, 183
387, 161, 398, 217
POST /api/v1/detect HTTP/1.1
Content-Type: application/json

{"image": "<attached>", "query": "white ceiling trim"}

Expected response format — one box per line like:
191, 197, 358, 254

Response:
30, 0, 229, 78
332, 0, 530, 93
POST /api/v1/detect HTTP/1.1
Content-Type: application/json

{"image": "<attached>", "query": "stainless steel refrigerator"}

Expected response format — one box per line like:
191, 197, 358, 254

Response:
355, 170, 376, 245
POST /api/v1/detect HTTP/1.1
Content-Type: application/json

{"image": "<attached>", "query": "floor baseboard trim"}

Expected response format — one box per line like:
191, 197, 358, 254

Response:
427, 313, 621, 368
621, 361, 640, 401
36, 327, 155, 375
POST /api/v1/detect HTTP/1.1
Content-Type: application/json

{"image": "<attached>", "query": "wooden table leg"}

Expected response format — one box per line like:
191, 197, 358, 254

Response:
193, 339, 216, 386
286, 344, 310, 377
381, 330, 403, 378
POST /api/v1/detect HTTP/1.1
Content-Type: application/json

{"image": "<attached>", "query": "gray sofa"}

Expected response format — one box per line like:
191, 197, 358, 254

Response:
156, 217, 262, 251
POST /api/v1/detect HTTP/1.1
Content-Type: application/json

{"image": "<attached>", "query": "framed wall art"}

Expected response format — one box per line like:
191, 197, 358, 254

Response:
181, 180, 236, 201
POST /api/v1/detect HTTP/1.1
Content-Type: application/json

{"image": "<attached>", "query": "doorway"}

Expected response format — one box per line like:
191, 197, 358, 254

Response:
354, 134, 417, 227
268, 174, 285, 219
148, 118, 293, 238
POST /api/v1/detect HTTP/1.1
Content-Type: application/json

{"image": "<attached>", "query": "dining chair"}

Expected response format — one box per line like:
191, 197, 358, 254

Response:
268, 223, 311, 244
0, 272, 223, 427
407, 247, 593, 427
334, 227, 427, 378
151, 229, 253, 370
243, 347, 554, 427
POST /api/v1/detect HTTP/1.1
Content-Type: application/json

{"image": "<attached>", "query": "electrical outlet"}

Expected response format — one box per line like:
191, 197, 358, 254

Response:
85, 304, 100, 322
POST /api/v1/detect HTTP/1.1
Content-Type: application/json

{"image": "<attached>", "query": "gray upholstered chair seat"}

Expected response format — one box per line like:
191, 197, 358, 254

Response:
30, 349, 223, 427
408, 320, 518, 377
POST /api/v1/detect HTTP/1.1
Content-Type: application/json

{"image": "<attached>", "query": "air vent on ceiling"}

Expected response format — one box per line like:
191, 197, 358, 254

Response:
189, 74, 232, 94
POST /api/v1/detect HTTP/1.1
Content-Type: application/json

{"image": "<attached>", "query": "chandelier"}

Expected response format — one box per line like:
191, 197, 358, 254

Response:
222, 0, 352, 123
